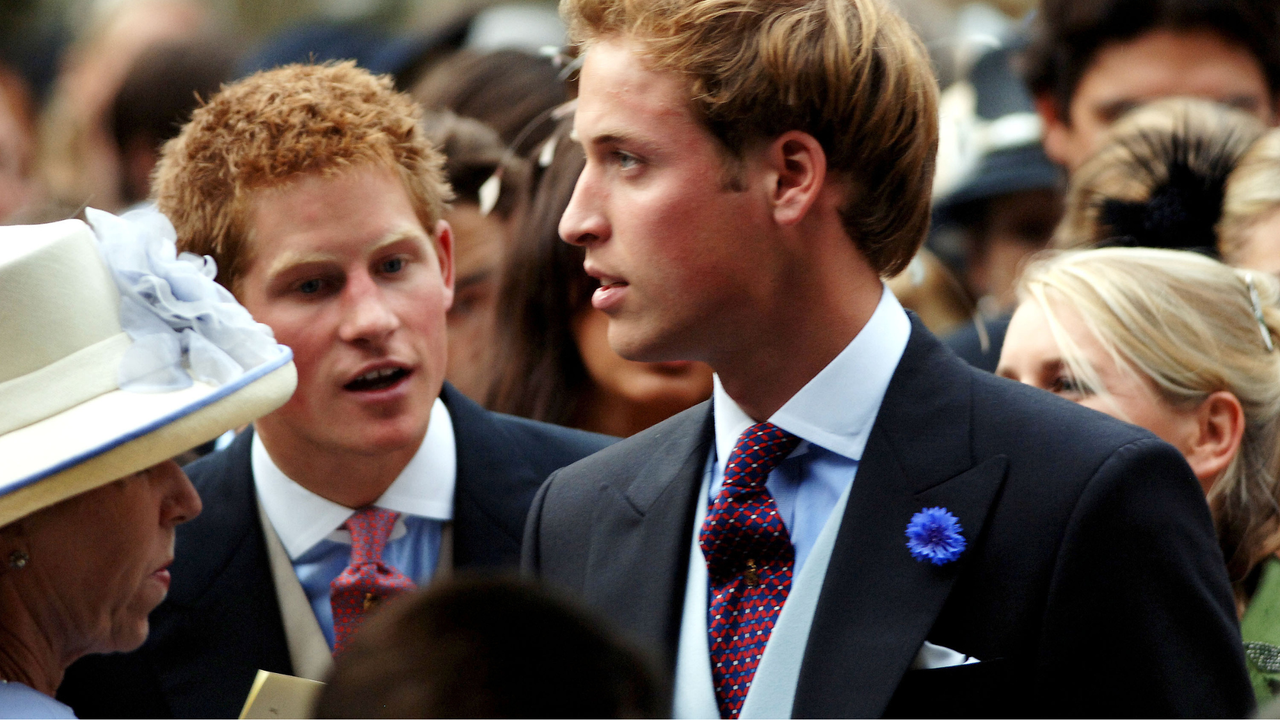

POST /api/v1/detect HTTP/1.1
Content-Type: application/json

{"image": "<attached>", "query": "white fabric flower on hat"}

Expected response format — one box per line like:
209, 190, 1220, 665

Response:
87, 206, 284, 393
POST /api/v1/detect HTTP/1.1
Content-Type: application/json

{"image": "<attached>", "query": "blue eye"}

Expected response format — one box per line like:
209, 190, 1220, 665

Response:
381, 257, 405, 274
298, 279, 322, 294
614, 151, 639, 169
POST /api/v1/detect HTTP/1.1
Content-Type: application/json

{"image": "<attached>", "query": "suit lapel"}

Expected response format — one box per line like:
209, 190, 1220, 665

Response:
442, 383, 540, 568
583, 402, 714, 669
792, 319, 1010, 718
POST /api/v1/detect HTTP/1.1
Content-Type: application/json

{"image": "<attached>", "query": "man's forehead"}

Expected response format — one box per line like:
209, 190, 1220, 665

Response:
574, 44, 699, 148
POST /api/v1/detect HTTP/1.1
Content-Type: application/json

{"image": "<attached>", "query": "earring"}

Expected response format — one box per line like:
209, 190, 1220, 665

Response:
8, 551, 28, 569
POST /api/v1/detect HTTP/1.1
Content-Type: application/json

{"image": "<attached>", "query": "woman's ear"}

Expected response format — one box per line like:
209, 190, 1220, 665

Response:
1185, 390, 1246, 493
766, 131, 827, 227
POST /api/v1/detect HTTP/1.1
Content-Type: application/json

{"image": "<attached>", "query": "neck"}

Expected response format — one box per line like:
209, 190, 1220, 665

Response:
254, 424, 422, 508
714, 232, 884, 421
0, 582, 70, 697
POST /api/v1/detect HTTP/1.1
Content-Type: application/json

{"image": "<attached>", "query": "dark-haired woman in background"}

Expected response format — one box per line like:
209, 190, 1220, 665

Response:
487, 118, 713, 437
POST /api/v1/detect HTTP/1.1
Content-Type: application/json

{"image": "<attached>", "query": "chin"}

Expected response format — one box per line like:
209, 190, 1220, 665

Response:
349, 419, 432, 454
107, 619, 151, 654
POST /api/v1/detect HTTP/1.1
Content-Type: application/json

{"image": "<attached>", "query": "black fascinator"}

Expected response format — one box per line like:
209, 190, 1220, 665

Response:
1095, 131, 1243, 259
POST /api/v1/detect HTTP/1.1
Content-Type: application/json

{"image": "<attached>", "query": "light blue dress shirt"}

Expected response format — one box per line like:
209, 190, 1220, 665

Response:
252, 399, 457, 650
0, 682, 76, 719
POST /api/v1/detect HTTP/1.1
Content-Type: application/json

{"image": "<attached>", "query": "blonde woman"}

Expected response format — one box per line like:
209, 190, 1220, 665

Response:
1053, 97, 1263, 253
1221, 129, 1280, 274
997, 247, 1280, 703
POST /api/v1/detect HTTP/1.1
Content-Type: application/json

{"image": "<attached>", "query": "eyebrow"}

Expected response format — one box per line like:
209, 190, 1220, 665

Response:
585, 131, 640, 150
265, 228, 427, 278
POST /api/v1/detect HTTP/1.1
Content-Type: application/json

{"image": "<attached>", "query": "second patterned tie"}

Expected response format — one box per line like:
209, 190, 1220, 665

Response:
330, 507, 416, 656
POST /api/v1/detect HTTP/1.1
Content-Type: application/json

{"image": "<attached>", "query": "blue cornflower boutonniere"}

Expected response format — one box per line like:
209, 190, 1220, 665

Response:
905, 507, 966, 565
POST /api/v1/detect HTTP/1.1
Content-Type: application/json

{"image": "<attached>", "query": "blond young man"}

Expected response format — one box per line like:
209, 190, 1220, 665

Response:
522, 0, 1253, 716
57, 62, 613, 718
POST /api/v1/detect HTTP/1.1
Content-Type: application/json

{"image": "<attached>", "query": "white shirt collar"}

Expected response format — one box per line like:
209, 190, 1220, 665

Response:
713, 285, 911, 463
252, 397, 457, 559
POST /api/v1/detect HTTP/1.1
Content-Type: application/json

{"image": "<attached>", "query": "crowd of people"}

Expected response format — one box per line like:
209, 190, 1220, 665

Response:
5, 0, 1280, 717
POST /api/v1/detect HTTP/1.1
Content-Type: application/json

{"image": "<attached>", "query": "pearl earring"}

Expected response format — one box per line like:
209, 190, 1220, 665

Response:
8, 551, 28, 569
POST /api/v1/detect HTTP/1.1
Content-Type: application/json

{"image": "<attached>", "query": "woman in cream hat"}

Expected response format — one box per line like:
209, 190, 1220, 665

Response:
0, 208, 296, 717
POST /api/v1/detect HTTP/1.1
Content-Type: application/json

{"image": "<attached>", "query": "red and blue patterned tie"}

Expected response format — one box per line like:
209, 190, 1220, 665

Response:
699, 422, 801, 719
330, 507, 416, 655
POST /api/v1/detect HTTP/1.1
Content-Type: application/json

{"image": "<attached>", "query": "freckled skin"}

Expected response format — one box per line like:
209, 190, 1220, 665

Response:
236, 165, 454, 503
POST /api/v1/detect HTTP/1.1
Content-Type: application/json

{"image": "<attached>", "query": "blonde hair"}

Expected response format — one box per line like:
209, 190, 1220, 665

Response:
1017, 247, 1280, 601
1054, 98, 1263, 250
153, 61, 452, 292
1220, 129, 1280, 264
560, 0, 939, 277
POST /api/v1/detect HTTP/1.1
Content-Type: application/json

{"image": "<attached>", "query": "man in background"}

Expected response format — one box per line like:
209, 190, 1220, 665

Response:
1027, 0, 1280, 172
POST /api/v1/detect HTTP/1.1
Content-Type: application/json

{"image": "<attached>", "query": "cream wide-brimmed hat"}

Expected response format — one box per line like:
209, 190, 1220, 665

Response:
0, 209, 296, 527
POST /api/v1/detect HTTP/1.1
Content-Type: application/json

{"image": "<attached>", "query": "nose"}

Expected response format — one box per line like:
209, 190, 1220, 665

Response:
337, 270, 401, 345
559, 165, 609, 247
154, 460, 202, 526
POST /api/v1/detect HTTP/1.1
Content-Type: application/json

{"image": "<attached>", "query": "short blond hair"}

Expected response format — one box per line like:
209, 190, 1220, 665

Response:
1017, 247, 1280, 603
1220, 129, 1280, 264
153, 61, 452, 291
561, 0, 939, 277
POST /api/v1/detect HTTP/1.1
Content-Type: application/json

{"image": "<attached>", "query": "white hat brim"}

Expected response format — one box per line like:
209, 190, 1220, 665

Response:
0, 352, 296, 527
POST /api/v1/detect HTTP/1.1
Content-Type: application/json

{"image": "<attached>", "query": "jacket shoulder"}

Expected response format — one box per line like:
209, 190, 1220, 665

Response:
481, 409, 617, 473
536, 401, 711, 515
967, 367, 1157, 464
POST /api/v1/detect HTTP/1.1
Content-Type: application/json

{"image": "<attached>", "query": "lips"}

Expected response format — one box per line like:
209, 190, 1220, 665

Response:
585, 264, 629, 312
344, 364, 412, 392
152, 562, 172, 592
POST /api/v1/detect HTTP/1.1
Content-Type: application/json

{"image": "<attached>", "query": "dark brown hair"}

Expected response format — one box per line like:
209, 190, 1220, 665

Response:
315, 576, 666, 718
485, 119, 596, 425
1024, 0, 1280, 120
412, 49, 569, 156
420, 109, 525, 220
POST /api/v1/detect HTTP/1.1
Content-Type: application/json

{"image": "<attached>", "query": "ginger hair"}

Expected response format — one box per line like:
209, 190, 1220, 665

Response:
153, 61, 452, 292
560, 0, 939, 277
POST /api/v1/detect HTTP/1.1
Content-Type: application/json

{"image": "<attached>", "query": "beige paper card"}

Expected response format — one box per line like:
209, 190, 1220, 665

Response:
239, 669, 325, 719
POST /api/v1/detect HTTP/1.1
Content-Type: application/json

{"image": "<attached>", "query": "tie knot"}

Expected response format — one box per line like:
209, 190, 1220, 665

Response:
723, 422, 800, 489
344, 507, 399, 565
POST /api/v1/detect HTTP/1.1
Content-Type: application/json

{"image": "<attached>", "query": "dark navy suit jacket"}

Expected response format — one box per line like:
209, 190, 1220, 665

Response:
59, 384, 614, 718
523, 317, 1254, 718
